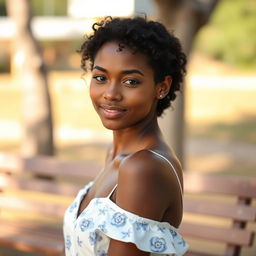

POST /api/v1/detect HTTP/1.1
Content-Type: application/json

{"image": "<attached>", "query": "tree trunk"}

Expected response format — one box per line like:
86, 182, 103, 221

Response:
154, 0, 220, 166
6, 0, 54, 156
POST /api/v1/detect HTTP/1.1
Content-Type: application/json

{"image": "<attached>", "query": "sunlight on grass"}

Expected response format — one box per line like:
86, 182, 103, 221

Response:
188, 115, 256, 144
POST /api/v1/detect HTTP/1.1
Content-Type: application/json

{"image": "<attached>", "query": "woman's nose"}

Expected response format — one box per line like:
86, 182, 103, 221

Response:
103, 83, 122, 101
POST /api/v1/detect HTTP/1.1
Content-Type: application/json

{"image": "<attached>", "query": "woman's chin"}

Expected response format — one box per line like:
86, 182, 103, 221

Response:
102, 124, 122, 131
100, 119, 128, 131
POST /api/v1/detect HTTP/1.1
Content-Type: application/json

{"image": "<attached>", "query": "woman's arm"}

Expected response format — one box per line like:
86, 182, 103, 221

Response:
107, 150, 176, 256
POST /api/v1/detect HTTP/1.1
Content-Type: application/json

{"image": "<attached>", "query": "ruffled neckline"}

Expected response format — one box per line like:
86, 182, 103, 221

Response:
97, 197, 179, 230
75, 182, 179, 229
66, 182, 189, 256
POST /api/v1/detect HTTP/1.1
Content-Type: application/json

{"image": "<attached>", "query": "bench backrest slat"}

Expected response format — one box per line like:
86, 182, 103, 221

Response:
184, 198, 256, 222
0, 153, 101, 180
184, 173, 256, 198
0, 195, 68, 218
0, 219, 61, 237
179, 222, 254, 246
0, 175, 80, 197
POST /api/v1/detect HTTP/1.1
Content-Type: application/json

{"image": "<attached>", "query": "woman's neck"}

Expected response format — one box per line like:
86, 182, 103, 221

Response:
110, 117, 162, 159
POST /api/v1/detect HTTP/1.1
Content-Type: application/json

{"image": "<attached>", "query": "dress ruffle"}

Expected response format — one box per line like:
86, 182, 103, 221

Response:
76, 196, 189, 256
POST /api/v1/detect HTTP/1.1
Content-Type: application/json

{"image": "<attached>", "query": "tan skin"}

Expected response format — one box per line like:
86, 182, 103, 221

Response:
77, 41, 183, 256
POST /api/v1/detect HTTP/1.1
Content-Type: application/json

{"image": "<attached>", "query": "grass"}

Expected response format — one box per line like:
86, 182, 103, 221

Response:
186, 114, 256, 178
188, 114, 256, 144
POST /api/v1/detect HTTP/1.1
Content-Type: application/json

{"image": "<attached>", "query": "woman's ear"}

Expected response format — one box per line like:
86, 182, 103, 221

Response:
156, 76, 172, 99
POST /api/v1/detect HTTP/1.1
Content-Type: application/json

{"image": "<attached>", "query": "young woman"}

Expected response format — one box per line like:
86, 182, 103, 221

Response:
64, 16, 188, 256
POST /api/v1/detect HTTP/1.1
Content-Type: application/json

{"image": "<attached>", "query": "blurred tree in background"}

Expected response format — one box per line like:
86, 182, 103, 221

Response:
6, 0, 54, 156
196, 0, 256, 68
154, 0, 220, 164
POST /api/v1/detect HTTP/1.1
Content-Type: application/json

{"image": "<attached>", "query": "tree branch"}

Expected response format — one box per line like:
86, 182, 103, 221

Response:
186, 0, 220, 26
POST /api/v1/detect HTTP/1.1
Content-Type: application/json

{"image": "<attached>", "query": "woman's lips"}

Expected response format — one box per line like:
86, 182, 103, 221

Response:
99, 105, 127, 119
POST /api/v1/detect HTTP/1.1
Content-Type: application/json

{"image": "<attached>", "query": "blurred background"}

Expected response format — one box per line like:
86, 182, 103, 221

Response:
0, 0, 255, 255
0, 0, 255, 175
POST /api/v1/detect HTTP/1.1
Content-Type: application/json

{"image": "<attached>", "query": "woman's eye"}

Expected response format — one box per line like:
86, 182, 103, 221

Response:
92, 75, 106, 83
123, 79, 140, 86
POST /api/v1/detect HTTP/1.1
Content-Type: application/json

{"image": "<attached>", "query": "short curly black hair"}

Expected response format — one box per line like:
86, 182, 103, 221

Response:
78, 16, 186, 116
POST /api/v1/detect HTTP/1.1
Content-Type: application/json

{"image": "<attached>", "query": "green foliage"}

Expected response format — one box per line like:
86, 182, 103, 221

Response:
195, 0, 256, 68
0, 0, 6, 16
0, 0, 67, 16
30, 0, 67, 16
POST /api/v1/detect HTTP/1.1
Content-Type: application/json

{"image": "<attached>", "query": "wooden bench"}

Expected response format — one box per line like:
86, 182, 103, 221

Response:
181, 173, 256, 256
0, 152, 255, 256
0, 153, 102, 256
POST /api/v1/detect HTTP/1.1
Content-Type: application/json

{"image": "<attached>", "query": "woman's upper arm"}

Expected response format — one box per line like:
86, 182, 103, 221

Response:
107, 150, 170, 256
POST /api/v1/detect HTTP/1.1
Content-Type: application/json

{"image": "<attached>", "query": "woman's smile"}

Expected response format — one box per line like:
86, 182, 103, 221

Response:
99, 104, 127, 119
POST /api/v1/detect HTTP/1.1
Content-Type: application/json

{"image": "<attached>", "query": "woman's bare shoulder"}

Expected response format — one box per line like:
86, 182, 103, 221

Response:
115, 149, 181, 221
119, 149, 182, 187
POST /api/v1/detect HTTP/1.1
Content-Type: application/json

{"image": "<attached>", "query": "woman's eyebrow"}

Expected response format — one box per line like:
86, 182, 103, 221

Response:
122, 69, 144, 76
93, 66, 144, 76
93, 65, 107, 72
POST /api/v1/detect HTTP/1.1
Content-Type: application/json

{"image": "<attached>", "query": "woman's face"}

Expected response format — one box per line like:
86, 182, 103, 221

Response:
89, 41, 159, 131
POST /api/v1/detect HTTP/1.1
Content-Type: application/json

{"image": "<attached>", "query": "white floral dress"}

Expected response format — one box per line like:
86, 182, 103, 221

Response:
63, 150, 189, 256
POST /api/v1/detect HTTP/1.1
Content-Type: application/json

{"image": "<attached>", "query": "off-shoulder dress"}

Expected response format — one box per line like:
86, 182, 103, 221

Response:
63, 150, 189, 256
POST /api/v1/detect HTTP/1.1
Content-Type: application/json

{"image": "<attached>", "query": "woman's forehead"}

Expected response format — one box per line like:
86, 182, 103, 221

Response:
94, 41, 150, 67
97, 41, 135, 56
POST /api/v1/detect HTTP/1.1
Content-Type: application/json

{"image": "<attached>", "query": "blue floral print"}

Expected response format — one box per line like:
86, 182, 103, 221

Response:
64, 190, 189, 256
150, 237, 167, 252
135, 221, 149, 231
96, 250, 107, 256
178, 237, 187, 247
65, 235, 72, 250
111, 212, 127, 227
157, 226, 166, 233
80, 218, 94, 231
89, 231, 102, 245
169, 229, 177, 238
98, 222, 108, 233
69, 202, 77, 213
121, 229, 131, 239
98, 206, 108, 215
94, 198, 102, 205
77, 236, 83, 247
